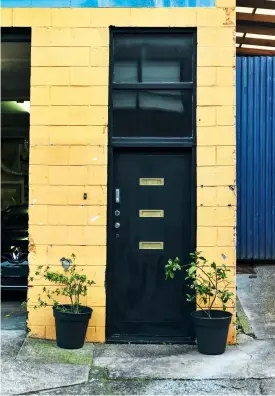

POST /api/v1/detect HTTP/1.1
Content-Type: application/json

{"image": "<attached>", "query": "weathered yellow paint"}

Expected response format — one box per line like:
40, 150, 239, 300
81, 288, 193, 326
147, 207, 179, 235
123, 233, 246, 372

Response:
197, 126, 236, 146
197, 86, 235, 106
197, 106, 216, 127
197, 27, 235, 47
196, 147, 216, 166
217, 66, 236, 86
197, 186, 236, 208
197, 166, 235, 186
70, 67, 109, 86
2, 3, 236, 344
29, 326, 46, 339
0, 8, 13, 26
216, 0, 236, 7
197, 67, 216, 87
217, 106, 235, 126
197, 207, 236, 227
216, 146, 236, 166
28, 245, 106, 266
31, 67, 70, 86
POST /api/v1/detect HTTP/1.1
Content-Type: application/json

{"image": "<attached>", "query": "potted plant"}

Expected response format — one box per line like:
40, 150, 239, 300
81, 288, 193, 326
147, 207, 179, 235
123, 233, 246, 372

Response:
27, 253, 95, 349
165, 251, 234, 355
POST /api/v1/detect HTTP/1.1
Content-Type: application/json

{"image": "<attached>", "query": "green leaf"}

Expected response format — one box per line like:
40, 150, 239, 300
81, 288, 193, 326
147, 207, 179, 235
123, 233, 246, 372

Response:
198, 256, 206, 261
210, 262, 217, 270
24, 253, 96, 312
188, 266, 196, 276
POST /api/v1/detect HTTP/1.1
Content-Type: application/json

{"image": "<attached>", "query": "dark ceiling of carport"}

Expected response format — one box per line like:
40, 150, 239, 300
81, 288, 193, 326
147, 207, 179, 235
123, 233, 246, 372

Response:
237, 0, 275, 55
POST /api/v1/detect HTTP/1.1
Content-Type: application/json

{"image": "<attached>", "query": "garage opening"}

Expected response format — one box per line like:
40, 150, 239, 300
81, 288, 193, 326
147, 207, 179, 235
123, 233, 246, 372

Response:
1, 28, 31, 329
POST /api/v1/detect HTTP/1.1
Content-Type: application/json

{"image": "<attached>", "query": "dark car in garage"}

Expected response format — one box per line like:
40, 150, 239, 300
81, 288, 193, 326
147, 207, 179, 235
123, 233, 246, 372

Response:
1, 204, 28, 290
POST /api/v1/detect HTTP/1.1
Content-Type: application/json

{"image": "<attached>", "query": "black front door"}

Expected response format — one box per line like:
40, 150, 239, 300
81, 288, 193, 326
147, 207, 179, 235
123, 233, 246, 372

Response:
107, 150, 195, 341
107, 28, 196, 342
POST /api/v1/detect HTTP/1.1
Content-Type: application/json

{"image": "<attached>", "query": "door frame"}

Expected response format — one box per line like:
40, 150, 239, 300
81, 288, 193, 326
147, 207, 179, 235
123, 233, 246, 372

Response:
106, 27, 197, 343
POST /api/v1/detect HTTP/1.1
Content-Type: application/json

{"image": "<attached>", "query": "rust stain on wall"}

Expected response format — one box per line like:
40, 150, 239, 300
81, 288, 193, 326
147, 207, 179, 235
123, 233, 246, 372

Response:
223, 8, 235, 26
29, 237, 36, 254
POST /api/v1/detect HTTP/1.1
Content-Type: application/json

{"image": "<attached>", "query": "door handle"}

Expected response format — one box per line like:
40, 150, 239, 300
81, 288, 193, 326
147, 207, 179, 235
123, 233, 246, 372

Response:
115, 189, 120, 203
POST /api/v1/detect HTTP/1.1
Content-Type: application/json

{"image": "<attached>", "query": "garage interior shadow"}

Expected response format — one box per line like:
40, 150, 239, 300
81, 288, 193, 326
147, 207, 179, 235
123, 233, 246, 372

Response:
1, 28, 31, 331
1, 291, 27, 330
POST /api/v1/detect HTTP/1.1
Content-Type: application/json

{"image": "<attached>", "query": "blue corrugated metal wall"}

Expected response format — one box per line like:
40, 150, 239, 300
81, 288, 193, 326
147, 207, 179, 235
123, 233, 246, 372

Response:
237, 56, 275, 261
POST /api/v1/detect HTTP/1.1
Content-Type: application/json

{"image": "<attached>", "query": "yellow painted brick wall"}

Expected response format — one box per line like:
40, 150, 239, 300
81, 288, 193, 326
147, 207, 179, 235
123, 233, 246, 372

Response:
1, 1, 236, 344
196, 3, 236, 344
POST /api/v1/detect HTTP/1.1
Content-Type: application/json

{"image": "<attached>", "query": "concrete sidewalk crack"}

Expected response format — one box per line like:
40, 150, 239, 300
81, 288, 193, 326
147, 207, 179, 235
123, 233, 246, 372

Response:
17, 381, 87, 396
259, 380, 264, 395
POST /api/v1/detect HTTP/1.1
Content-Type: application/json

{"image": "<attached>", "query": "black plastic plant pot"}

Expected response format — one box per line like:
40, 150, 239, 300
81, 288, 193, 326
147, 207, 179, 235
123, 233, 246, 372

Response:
53, 305, 92, 349
191, 310, 232, 355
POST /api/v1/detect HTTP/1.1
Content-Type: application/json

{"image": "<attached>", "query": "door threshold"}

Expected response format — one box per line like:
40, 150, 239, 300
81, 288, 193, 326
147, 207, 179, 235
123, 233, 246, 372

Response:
106, 335, 196, 345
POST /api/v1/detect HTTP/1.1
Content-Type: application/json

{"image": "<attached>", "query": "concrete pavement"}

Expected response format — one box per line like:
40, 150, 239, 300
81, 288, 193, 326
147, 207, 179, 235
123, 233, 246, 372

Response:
1, 332, 275, 395
237, 265, 275, 340
93, 335, 275, 380
1, 332, 94, 395
1, 265, 275, 395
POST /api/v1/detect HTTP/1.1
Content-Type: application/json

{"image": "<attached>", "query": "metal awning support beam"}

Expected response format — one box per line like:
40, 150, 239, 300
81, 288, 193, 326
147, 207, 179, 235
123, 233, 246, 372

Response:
237, 47, 275, 55
237, 23, 275, 36
237, 12, 275, 24
237, 0, 275, 10
236, 36, 275, 47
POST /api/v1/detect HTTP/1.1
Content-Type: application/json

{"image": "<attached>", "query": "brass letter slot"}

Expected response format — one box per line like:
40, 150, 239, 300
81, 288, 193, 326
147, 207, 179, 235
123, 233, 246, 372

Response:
139, 210, 164, 218
140, 178, 164, 186
139, 242, 164, 250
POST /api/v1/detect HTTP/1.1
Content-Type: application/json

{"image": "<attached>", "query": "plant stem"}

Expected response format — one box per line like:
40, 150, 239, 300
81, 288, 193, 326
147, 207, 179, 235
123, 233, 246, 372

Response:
209, 267, 218, 310
198, 265, 217, 290
196, 301, 211, 318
